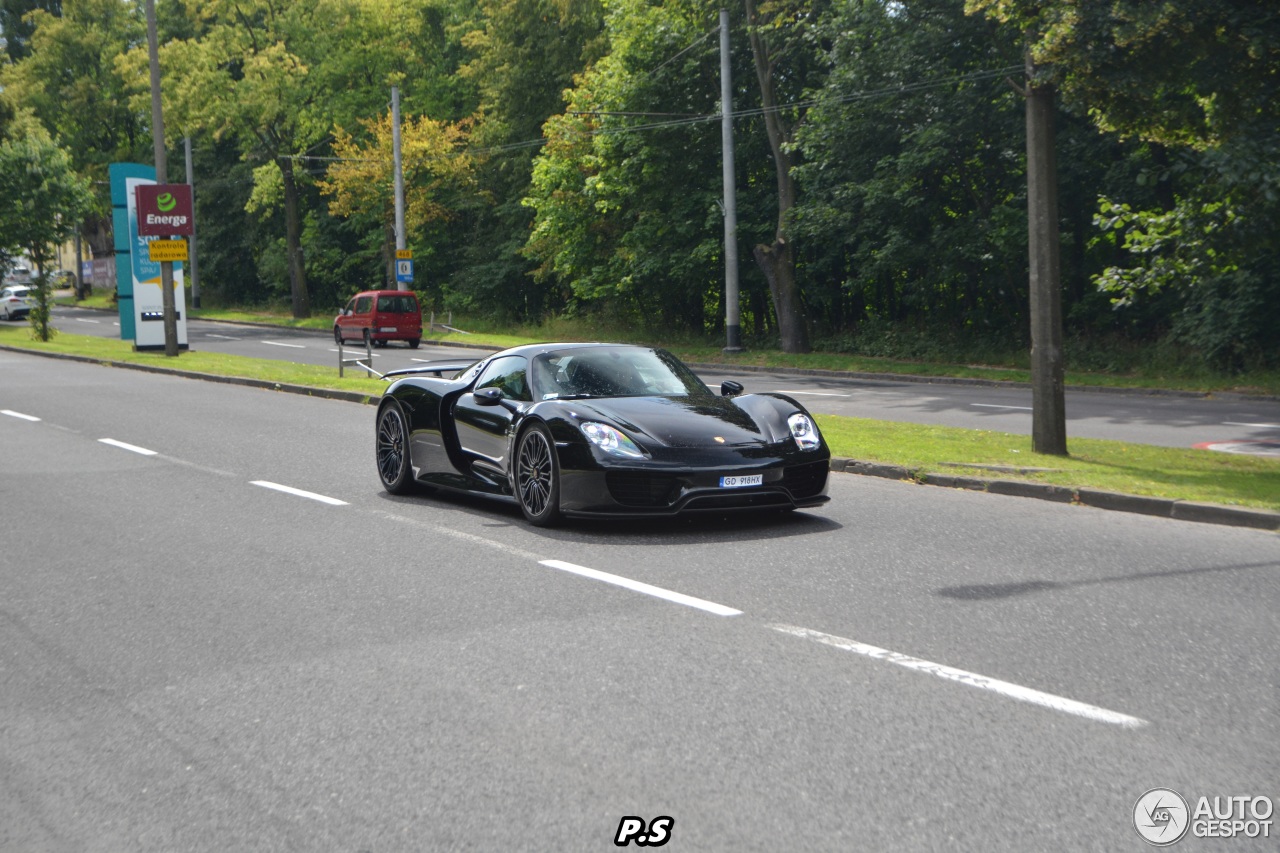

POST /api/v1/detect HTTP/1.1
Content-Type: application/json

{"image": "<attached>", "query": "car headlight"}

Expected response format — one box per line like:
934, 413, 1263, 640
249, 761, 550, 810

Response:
788, 413, 821, 451
581, 421, 646, 458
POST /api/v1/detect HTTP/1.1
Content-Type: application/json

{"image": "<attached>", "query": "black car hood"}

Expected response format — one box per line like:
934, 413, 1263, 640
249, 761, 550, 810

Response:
558, 394, 792, 449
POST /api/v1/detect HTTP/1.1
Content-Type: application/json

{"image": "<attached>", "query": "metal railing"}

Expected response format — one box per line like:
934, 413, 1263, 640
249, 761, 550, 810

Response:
337, 335, 382, 379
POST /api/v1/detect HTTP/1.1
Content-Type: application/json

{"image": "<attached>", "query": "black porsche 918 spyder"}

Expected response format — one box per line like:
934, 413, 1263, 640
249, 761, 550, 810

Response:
375, 342, 830, 526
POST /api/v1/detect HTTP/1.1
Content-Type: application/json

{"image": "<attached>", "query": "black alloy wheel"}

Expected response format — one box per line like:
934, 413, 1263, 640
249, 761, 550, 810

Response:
376, 402, 414, 494
515, 424, 562, 526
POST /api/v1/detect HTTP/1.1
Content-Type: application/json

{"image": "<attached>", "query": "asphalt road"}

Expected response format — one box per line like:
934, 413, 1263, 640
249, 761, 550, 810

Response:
2, 350, 1277, 851
47, 304, 1280, 453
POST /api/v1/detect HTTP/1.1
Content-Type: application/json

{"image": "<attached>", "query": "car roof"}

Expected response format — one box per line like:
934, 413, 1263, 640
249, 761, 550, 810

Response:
488, 342, 662, 361
353, 289, 417, 298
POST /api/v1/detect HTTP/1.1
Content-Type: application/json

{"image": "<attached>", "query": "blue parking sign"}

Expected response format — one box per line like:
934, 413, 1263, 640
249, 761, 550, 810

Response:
396, 259, 414, 284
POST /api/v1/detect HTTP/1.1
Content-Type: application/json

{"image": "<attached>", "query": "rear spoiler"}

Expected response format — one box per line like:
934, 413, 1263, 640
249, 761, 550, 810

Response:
382, 360, 477, 381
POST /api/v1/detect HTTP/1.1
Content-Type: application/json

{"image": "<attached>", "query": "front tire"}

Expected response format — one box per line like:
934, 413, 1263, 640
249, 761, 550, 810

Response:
376, 402, 414, 494
333, 326, 343, 344
515, 424, 562, 527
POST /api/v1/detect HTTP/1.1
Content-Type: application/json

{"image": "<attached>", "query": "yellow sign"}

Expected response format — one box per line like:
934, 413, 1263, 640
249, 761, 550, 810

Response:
395, 249, 413, 260
148, 239, 189, 262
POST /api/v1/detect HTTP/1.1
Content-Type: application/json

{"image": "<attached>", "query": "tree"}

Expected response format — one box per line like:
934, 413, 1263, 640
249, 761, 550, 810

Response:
525, 0, 732, 333
0, 0, 61, 62
449, 0, 603, 320
319, 112, 476, 286
0, 0, 148, 259
0, 131, 93, 340
139, 0, 478, 318
969, 0, 1280, 372
792, 0, 1027, 337
743, 0, 823, 353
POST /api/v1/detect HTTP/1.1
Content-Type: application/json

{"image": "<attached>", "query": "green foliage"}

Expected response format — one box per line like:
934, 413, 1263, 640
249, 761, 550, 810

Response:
967, 0, 1279, 149
0, 0, 147, 225
0, 131, 93, 270
792, 0, 1028, 333
0, 0, 62, 62
525, 0, 747, 332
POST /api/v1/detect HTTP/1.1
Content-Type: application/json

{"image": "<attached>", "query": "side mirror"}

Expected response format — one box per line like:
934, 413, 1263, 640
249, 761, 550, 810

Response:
720, 380, 744, 397
473, 387, 505, 406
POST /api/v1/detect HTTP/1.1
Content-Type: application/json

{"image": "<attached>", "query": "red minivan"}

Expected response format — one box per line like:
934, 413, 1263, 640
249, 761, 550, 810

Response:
334, 290, 423, 348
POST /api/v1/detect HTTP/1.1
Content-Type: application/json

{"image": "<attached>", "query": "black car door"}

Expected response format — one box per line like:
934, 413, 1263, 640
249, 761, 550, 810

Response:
452, 355, 531, 472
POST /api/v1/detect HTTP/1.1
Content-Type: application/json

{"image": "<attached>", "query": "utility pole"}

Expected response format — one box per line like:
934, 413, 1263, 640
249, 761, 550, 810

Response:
719, 8, 743, 352
1025, 58, 1067, 455
392, 86, 407, 291
145, 0, 178, 356
185, 135, 201, 309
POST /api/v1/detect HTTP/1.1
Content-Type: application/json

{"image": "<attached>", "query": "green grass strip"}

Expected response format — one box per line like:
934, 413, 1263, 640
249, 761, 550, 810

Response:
816, 415, 1280, 510
0, 324, 386, 397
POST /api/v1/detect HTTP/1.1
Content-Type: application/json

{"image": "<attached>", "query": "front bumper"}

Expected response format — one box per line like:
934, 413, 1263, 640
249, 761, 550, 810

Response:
557, 457, 830, 518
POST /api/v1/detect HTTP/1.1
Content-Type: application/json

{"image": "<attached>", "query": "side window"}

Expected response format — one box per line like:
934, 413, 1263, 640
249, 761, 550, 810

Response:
354, 296, 372, 314
343, 298, 356, 315
474, 355, 531, 402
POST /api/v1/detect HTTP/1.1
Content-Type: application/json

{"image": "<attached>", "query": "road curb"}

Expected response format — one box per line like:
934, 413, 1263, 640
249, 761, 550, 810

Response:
829, 456, 1279, 532
6, 341, 1276, 532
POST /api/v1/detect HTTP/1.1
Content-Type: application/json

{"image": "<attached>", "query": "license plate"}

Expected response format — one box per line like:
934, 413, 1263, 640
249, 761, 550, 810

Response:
719, 474, 763, 488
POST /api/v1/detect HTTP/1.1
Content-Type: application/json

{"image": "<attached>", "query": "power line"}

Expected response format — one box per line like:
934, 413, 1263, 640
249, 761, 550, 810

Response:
646, 23, 721, 78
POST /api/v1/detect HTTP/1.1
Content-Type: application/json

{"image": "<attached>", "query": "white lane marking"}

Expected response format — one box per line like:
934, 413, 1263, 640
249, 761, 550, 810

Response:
262, 340, 306, 349
250, 480, 348, 506
1223, 421, 1280, 429
539, 559, 742, 617
773, 390, 852, 398
971, 403, 1032, 411
2, 409, 41, 422
206, 333, 241, 341
99, 438, 158, 456
769, 624, 1148, 728
367, 508, 544, 563
75, 318, 101, 324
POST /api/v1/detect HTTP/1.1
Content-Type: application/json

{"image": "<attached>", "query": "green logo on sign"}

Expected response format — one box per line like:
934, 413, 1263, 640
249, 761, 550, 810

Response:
157, 192, 176, 212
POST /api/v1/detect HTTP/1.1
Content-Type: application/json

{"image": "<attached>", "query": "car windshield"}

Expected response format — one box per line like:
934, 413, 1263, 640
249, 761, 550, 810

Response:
530, 347, 713, 400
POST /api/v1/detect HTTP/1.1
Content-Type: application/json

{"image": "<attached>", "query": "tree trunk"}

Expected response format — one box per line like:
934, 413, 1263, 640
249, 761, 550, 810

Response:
279, 156, 311, 319
745, 0, 809, 354
1025, 61, 1067, 456
753, 240, 807, 352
